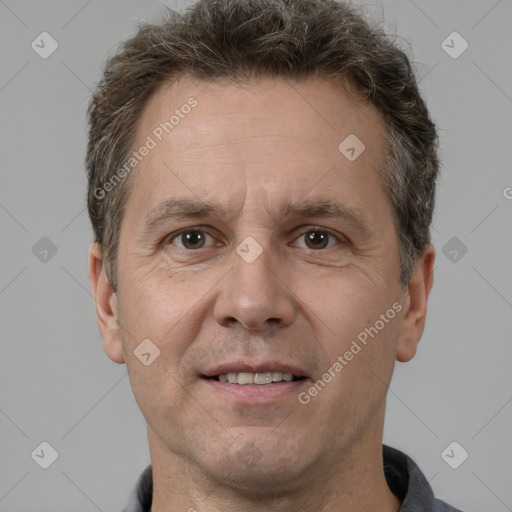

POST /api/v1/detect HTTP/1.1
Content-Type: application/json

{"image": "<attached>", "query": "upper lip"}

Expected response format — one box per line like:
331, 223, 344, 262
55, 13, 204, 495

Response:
202, 361, 309, 378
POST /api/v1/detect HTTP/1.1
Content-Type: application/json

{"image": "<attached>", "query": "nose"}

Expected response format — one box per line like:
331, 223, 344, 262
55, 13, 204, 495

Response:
213, 242, 296, 331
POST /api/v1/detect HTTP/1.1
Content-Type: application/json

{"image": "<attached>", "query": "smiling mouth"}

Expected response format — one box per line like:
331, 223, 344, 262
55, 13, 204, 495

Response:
206, 372, 307, 385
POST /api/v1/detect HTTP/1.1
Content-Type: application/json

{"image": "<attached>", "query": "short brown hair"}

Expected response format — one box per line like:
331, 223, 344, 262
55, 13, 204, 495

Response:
86, 0, 439, 291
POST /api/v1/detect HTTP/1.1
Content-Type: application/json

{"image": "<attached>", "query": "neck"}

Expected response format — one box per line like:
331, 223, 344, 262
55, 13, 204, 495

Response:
147, 425, 400, 512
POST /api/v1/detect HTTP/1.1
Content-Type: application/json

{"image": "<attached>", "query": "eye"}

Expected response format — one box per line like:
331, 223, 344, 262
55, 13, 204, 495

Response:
169, 229, 216, 250
293, 229, 339, 250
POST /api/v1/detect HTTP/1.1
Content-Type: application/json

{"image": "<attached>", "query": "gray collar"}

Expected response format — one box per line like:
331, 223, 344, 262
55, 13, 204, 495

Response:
122, 445, 463, 512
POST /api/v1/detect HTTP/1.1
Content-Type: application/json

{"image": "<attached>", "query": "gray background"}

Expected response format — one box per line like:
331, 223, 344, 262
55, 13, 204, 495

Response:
1, 0, 511, 511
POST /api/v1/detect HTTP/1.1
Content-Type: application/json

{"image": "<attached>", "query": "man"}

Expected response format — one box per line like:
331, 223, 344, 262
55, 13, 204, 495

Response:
86, 0, 462, 510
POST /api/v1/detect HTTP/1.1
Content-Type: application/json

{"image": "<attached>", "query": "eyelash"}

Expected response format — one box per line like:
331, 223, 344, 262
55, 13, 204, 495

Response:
165, 227, 344, 251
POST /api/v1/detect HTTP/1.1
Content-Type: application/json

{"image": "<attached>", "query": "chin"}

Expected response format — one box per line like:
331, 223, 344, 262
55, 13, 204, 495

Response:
199, 433, 313, 492
211, 460, 305, 495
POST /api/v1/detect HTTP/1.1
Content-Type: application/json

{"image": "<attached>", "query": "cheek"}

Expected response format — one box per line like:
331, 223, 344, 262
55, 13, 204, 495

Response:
119, 266, 195, 333
295, 271, 393, 338
117, 281, 170, 346
117, 265, 224, 373
295, 271, 402, 396
117, 275, 204, 423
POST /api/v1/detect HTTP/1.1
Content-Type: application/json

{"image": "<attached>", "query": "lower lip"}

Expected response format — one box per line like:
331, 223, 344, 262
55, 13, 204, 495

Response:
202, 378, 308, 404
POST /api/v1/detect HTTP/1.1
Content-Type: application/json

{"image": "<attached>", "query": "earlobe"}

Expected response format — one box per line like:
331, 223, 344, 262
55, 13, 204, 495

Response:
396, 244, 435, 363
88, 243, 125, 364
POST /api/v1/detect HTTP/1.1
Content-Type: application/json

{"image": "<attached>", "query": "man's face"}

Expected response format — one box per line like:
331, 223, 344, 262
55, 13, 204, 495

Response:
92, 76, 431, 489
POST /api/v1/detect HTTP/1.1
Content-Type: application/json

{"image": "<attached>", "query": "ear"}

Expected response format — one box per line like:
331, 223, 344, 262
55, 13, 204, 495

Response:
88, 243, 125, 364
396, 244, 435, 362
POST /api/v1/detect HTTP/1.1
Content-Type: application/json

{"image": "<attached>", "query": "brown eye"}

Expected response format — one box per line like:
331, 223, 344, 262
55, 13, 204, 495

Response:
305, 231, 329, 249
294, 229, 338, 250
170, 230, 213, 249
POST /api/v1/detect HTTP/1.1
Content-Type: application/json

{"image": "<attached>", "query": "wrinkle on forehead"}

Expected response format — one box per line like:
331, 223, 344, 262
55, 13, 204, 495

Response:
126, 74, 388, 243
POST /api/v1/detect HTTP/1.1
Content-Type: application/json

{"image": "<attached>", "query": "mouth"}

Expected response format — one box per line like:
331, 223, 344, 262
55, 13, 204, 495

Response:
201, 363, 309, 403
205, 371, 307, 385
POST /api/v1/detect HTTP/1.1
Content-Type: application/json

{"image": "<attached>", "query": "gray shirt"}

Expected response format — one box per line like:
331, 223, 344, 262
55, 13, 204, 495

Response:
122, 445, 464, 511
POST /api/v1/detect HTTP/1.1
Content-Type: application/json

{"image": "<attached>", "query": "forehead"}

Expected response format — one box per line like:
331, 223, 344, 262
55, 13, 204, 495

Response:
137, 74, 384, 155
127, 75, 388, 226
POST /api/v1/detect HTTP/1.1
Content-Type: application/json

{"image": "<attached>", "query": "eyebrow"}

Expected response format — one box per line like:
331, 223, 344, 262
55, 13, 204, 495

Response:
142, 197, 373, 240
142, 198, 230, 234
277, 199, 374, 239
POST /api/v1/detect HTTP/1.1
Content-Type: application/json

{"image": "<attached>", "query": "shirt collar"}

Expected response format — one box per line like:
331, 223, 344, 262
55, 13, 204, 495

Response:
122, 445, 460, 512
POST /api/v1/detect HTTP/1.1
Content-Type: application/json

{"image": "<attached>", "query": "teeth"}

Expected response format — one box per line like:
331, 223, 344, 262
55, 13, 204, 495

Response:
272, 371, 283, 382
217, 371, 296, 385
237, 372, 254, 385
254, 372, 273, 384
